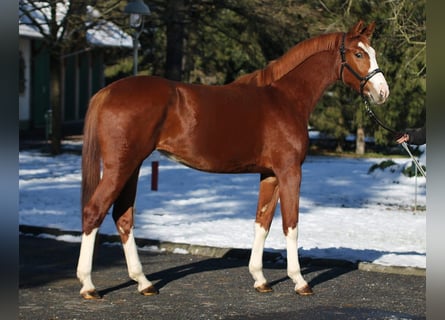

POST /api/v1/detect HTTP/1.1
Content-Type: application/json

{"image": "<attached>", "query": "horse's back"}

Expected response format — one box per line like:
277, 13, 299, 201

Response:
91, 76, 175, 112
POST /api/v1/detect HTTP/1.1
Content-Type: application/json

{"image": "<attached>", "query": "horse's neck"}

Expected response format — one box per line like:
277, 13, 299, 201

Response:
269, 33, 341, 82
235, 33, 341, 86
274, 50, 340, 114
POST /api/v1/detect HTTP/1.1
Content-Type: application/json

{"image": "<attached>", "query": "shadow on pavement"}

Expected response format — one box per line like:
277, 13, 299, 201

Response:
20, 233, 354, 298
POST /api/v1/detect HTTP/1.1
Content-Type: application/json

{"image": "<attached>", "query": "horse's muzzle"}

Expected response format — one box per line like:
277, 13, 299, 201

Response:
366, 76, 389, 105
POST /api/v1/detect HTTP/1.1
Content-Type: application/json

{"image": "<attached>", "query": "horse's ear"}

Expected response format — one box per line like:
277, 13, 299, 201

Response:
350, 20, 365, 35
361, 21, 376, 38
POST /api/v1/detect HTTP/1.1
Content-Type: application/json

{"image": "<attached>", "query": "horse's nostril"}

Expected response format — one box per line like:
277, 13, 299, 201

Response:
379, 85, 389, 100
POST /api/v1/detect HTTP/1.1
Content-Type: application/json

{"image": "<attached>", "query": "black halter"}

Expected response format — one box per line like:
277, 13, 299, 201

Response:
339, 33, 384, 101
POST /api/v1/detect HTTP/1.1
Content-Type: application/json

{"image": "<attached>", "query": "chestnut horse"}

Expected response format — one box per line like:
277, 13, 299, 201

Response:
77, 21, 389, 299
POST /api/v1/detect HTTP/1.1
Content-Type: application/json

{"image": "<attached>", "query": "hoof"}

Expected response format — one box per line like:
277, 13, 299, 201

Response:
81, 290, 102, 300
255, 283, 273, 293
295, 284, 314, 296
140, 285, 159, 296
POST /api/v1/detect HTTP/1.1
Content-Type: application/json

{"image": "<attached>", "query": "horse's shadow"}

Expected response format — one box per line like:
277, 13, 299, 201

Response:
98, 250, 354, 297
19, 234, 422, 297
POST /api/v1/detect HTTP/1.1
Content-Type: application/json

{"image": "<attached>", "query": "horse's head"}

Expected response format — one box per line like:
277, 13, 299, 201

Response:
339, 21, 389, 105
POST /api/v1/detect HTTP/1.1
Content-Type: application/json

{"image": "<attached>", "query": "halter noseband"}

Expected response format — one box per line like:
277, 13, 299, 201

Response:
339, 33, 383, 101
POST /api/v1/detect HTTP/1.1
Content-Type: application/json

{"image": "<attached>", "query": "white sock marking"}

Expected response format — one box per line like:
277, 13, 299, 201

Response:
122, 228, 153, 292
77, 228, 98, 294
249, 223, 269, 288
286, 226, 308, 291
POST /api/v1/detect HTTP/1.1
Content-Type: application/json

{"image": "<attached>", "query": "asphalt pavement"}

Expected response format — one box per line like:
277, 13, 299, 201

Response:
19, 231, 425, 320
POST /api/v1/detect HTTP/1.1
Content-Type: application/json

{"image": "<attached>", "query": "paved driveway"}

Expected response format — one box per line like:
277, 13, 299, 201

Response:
19, 234, 425, 319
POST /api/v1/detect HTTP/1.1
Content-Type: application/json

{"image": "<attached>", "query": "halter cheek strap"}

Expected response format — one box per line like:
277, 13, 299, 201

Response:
339, 33, 384, 100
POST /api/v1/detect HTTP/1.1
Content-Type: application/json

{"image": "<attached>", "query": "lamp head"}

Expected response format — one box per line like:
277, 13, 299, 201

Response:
124, 0, 150, 28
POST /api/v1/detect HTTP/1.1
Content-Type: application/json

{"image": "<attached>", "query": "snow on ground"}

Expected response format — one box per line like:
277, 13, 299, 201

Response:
19, 143, 426, 268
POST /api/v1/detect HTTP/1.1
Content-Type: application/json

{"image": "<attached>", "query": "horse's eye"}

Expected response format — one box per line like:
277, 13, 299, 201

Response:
355, 52, 363, 58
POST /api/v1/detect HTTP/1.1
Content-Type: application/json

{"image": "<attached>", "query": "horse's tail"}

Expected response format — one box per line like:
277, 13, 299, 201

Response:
81, 92, 102, 211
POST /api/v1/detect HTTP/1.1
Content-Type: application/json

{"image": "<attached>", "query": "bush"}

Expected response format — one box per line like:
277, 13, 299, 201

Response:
367, 160, 397, 174
403, 162, 426, 177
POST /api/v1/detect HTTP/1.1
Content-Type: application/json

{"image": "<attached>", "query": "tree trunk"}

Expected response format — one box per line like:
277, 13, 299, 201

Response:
49, 54, 62, 155
165, 0, 185, 81
356, 127, 365, 155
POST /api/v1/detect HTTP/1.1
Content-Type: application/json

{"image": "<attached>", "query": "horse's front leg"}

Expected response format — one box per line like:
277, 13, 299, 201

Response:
249, 174, 280, 293
278, 166, 313, 295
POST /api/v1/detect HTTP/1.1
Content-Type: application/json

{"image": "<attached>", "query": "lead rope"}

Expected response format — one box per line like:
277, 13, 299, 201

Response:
363, 100, 426, 178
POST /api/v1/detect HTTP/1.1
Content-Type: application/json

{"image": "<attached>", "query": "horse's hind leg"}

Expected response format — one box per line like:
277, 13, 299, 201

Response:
77, 177, 122, 299
77, 170, 134, 299
77, 157, 148, 299
249, 174, 279, 293
77, 227, 100, 299
112, 166, 158, 296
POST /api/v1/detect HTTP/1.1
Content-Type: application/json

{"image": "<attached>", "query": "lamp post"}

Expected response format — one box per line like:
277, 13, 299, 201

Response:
124, 0, 150, 75
124, 1, 158, 190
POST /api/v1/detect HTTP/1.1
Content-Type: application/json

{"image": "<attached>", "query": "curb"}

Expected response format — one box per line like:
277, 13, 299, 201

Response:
19, 225, 425, 277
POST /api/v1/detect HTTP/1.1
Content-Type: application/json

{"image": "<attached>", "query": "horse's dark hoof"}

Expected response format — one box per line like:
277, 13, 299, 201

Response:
81, 289, 102, 300
255, 283, 273, 293
140, 285, 159, 296
295, 284, 314, 296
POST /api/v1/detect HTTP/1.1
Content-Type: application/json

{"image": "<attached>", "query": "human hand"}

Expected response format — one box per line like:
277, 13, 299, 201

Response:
395, 133, 409, 144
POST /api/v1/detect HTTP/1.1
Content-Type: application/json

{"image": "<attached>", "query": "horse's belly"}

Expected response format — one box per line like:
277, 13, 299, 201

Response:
157, 148, 267, 174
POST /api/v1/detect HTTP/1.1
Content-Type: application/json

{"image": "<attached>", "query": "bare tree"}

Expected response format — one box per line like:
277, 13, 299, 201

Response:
19, 0, 122, 154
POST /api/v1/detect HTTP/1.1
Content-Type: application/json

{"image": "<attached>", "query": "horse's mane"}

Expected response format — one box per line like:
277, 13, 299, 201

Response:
234, 32, 343, 86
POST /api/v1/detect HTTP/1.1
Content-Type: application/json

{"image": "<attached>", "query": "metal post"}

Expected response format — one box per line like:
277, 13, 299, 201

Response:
124, 0, 154, 189
44, 109, 52, 141
131, 32, 159, 190
132, 35, 138, 75
151, 161, 159, 191
414, 162, 418, 213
